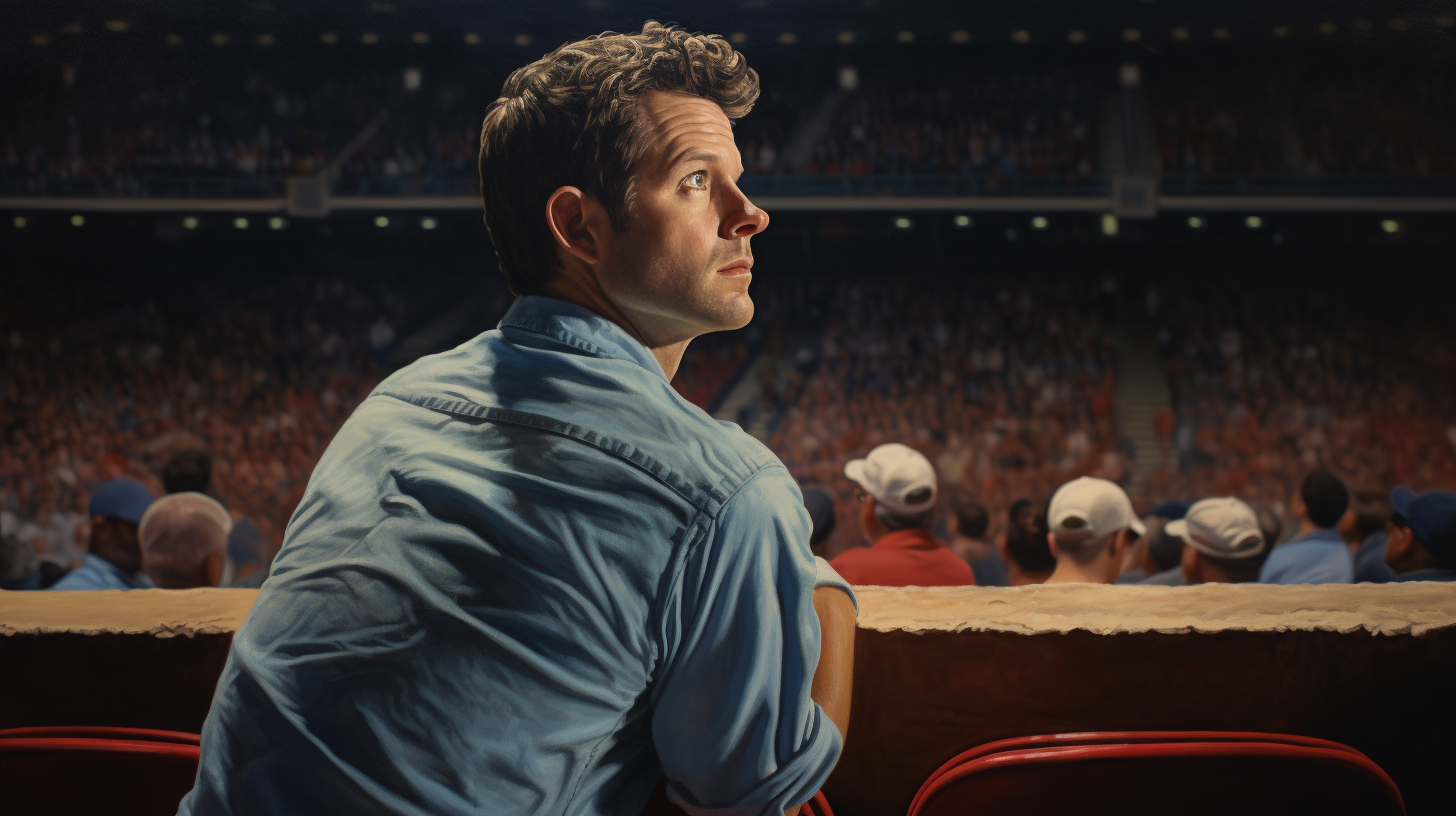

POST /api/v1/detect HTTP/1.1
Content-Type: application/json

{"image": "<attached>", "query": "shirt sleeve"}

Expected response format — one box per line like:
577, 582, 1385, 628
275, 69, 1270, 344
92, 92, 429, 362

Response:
651, 467, 844, 816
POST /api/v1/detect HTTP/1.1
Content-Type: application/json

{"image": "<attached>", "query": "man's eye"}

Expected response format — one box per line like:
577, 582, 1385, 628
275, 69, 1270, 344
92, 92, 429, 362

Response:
685, 172, 708, 189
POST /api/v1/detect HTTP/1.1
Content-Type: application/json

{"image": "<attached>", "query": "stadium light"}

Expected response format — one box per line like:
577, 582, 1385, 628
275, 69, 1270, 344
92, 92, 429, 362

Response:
1011, 30, 1030, 44
894, 217, 912, 230
211, 33, 230, 46
13, 216, 26, 228
1319, 22, 1337, 35
1245, 215, 1263, 229
258, 34, 276, 46
106, 20, 130, 32
464, 33, 480, 45
731, 32, 748, 43
421, 217, 438, 230
515, 33, 533, 46
953, 215, 972, 228
1213, 28, 1231, 39
1273, 26, 1290, 38
1390, 18, 1410, 31
1187, 216, 1204, 229
269, 217, 287, 230
1122, 29, 1141, 42
321, 32, 338, 44
375, 216, 390, 228
166, 33, 182, 45
412, 32, 430, 44
839, 67, 858, 91
362, 33, 379, 45
1171, 27, 1190, 41
897, 31, 915, 43
71, 215, 85, 227
32, 34, 51, 46
837, 31, 855, 45
234, 217, 249, 229
1353, 20, 1372, 32
950, 30, 971, 43
1031, 216, 1048, 230
1381, 220, 1400, 233
1067, 30, 1086, 43
182, 216, 199, 230
1101, 214, 1118, 236
777, 32, 798, 44
1438, 15, 1455, 28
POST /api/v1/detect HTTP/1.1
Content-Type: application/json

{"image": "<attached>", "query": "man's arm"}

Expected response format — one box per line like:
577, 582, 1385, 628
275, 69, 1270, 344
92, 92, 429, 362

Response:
784, 585, 856, 816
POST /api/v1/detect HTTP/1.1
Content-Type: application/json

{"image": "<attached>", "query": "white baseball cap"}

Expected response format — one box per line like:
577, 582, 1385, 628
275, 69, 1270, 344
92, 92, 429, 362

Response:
1048, 477, 1146, 537
1166, 497, 1265, 560
844, 443, 937, 516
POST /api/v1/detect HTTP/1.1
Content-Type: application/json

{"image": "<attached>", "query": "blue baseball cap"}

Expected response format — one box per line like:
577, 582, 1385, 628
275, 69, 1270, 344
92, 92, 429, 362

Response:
88, 478, 155, 525
1390, 487, 1456, 563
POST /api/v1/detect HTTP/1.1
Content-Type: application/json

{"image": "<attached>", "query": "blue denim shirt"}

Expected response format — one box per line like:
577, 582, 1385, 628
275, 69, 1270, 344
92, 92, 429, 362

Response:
1258, 529, 1354, 585
182, 296, 852, 816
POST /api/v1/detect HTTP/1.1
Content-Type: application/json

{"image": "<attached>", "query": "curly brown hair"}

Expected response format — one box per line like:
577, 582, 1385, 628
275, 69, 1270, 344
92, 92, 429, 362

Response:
477, 22, 760, 296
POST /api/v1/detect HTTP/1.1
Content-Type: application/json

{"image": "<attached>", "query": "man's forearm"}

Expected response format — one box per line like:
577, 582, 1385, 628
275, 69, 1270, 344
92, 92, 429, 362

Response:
810, 586, 856, 745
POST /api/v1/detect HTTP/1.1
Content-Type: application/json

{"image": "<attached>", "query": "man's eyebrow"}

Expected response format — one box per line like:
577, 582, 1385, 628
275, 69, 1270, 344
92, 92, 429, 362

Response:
669, 149, 723, 170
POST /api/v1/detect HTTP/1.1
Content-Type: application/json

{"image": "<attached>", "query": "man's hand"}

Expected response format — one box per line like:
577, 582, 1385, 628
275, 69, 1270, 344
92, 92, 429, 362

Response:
786, 586, 857, 816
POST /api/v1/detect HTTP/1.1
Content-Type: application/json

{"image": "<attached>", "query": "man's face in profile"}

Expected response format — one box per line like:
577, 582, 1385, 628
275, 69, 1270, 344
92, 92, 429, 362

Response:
596, 91, 769, 342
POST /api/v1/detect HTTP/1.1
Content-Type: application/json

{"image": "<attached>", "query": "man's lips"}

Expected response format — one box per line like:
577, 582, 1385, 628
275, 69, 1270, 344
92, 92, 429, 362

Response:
717, 260, 753, 275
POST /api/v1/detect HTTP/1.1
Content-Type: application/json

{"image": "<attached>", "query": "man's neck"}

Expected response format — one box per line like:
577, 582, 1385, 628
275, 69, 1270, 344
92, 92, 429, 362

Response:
1045, 558, 1115, 585
1006, 565, 1053, 586
542, 277, 695, 380
1296, 519, 1328, 539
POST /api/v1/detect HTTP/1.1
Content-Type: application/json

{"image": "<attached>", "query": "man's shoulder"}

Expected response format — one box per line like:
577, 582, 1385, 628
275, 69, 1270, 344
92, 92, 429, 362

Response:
365, 329, 783, 516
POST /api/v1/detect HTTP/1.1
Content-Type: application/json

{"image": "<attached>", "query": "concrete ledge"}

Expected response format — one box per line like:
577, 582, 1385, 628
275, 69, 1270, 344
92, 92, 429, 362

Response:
0, 588, 258, 637
853, 583, 1456, 637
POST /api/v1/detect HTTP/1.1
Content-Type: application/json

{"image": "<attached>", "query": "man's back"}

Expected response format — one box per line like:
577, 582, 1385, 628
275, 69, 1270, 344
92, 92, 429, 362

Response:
830, 529, 976, 587
183, 298, 843, 815
1259, 529, 1354, 584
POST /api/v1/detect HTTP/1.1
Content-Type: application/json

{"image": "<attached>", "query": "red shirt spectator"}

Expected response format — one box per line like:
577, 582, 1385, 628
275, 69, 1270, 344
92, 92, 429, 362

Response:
830, 528, 977, 588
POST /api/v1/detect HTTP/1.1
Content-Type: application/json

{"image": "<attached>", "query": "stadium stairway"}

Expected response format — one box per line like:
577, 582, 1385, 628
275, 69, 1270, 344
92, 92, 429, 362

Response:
1116, 325, 1172, 500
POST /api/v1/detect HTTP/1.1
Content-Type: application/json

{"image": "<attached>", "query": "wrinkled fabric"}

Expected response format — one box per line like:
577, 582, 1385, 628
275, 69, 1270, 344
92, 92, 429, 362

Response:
182, 296, 846, 816
1258, 529, 1354, 585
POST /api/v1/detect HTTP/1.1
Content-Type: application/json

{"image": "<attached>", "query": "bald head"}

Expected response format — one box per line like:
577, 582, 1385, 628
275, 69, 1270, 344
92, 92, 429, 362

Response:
139, 492, 231, 588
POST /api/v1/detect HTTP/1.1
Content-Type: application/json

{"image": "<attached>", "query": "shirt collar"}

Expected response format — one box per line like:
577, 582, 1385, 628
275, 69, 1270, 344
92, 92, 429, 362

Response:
499, 296, 667, 382
1288, 528, 1345, 545
873, 528, 944, 551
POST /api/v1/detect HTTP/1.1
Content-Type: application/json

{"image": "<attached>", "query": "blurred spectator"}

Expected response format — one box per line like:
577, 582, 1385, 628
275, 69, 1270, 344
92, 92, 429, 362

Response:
997, 498, 1054, 586
947, 496, 1007, 587
162, 449, 213, 494
1118, 516, 1187, 586
1045, 477, 1144, 585
225, 518, 270, 588
1348, 489, 1397, 583
49, 478, 154, 590
830, 443, 974, 587
801, 487, 837, 559
139, 492, 231, 589
1259, 470, 1354, 585
1, 517, 42, 590
1383, 488, 1456, 583
1168, 497, 1268, 584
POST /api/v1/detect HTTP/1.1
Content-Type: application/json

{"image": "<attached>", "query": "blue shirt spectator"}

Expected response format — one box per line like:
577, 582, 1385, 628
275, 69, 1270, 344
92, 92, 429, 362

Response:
1258, 529, 1354, 585
48, 552, 154, 590
182, 297, 852, 816
1353, 532, 1396, 583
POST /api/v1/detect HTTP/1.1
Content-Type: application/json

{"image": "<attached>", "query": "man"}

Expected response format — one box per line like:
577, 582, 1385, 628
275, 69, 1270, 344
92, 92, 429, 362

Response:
183, 24, 855, 816
830, 443, 975, 587
1044, 476, 1145, 585
1117, 515, 1188, 585
162, 448, 271, 587
1166, 497, 1268, 584
997, 498, 1055, 586
947, 496, 1008, 587
138, 492, 232, 589
49, 478, 154, 591
801, 487, 837, 558
1383, 487, 1456, 582
1259, 470, 1354, 584
1346, 490, 1397, 583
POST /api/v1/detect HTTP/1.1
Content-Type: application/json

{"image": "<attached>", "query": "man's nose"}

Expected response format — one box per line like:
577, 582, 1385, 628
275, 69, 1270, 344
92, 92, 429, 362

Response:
721, 187, 769, 239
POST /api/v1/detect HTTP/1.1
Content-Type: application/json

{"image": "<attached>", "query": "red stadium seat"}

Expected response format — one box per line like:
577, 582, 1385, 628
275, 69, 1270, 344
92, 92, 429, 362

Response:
0, 725, 201, 745
908, 732, 1403, 816
0, 733, 201, 816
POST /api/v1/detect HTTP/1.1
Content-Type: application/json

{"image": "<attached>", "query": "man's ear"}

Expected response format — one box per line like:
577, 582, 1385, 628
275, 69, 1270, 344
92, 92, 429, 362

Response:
545, 186, 601, 266
1109, 529, 1133, 560
1292, 492, 1307, 522
1384, 525, 1414, 568
1181, 545, 1200, 584
203, 552, 224, 587
1046, 532, 1060, 559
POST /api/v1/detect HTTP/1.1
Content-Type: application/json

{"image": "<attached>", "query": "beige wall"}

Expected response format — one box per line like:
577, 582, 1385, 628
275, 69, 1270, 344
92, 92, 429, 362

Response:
3, 583, 1453, 814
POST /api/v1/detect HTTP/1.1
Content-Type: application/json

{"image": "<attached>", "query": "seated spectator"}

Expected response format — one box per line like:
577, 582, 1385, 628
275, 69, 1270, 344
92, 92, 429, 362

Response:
801, 488, 837, 559
1384, 488, 1456, 583
163, 450, 214, 494
1259, 470, 1355, 585
50, 478, 155, 591
139, 492, 233, 589
831, 443, 975, 587
947, 497, 1008, 587
1124, 515, 1188, 585
1347, 490, 1397, 583
224, 518, 270, 588
997, 498, 1055, 586
1044, 477, 1145, 585
1168, 497, 1268, 584
1, 525, 42, 590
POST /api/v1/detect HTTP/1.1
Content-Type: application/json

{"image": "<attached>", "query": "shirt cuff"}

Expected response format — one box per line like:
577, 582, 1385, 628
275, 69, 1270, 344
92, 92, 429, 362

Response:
813, 556, 858, 613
